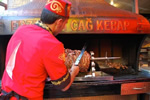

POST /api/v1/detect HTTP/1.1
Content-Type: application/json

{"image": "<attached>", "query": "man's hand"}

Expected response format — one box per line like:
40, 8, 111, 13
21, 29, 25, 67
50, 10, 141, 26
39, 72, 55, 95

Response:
69, 64, 79, 76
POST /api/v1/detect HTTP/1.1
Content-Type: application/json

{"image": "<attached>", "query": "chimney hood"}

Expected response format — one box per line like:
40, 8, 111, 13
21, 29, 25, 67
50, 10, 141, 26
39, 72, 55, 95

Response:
0, 0, 150, 34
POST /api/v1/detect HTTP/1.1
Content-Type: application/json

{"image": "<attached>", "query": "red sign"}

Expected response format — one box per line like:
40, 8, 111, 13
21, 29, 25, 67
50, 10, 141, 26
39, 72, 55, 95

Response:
11, 17, 149, 34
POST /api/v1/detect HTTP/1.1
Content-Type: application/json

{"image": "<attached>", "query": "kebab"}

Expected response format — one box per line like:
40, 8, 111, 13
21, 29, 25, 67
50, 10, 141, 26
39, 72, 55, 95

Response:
65, 48, 128, 73
65, 48, 91, 72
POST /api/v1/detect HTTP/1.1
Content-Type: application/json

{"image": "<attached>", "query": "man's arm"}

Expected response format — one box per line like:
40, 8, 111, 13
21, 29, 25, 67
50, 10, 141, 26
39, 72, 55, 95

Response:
61, 64, 79, 91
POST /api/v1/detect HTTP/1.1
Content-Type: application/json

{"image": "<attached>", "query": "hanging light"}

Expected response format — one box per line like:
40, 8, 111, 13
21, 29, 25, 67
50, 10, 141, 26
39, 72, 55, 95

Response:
110, 0, 114, 5
110, 0, 119, 7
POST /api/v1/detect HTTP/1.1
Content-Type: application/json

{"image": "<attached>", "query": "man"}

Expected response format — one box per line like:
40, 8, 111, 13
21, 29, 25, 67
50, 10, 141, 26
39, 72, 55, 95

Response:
1, 0, 79, 99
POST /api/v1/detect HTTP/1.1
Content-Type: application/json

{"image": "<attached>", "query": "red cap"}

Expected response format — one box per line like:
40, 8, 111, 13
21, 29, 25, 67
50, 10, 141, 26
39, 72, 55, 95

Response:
45, 0, 72, 17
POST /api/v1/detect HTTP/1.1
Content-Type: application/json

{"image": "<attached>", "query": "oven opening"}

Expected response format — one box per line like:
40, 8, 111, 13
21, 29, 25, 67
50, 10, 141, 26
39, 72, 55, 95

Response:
57, 34, 147, 80
0, 34, 148, 81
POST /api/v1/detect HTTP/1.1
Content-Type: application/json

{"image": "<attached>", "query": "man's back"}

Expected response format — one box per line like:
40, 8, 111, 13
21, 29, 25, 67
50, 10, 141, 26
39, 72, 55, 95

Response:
2, 25, 67, 99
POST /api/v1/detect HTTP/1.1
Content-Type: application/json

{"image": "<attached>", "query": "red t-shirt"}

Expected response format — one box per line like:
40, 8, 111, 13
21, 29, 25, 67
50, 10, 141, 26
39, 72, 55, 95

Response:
1, 25, 70, 100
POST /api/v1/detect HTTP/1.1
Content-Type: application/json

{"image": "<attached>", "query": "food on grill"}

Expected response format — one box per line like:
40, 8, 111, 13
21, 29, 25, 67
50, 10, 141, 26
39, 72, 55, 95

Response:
99, 61, 135, 75
65, 49, 91, 72
106, 62, 128, 70
142, 43, 150, 48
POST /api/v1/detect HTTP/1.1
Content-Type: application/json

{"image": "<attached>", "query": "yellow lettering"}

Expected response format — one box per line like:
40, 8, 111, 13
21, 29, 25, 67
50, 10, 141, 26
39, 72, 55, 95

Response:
111, 21, 117, 30
78, 20, 85, 31
11, 21, 18, 32
117, 21, 123, 31
71, 20, 78, 31
26, 20, 33, 25
124, 21, 129, 30
97, 20, 103, 30
86, 18, 93, 31
104, 20, 110, 31
19, 20, 25, 26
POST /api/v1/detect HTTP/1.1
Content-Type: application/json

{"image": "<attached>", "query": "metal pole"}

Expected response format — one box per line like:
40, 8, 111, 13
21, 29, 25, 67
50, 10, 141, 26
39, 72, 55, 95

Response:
133, 0, 139, 14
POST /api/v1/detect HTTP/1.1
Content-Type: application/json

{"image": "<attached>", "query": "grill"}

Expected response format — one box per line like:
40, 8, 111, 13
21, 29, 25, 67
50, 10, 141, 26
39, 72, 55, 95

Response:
0, 0, 150, 99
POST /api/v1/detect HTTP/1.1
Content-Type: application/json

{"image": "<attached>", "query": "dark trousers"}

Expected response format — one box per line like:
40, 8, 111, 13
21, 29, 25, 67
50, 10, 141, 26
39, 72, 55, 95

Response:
0, 90, 28, 100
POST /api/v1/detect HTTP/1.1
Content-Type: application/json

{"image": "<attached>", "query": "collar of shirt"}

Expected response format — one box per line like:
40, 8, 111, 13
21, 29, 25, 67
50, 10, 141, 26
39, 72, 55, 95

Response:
35, 21, 53, 34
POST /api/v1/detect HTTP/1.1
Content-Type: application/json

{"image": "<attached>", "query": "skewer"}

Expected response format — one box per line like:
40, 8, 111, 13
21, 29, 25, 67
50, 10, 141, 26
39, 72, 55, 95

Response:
90, 51, 121, 61
90, 57, 121, 61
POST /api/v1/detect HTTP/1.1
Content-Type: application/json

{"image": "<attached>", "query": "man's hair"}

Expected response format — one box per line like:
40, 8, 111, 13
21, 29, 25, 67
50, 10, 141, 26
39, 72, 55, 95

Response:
40, 8, 67, 24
